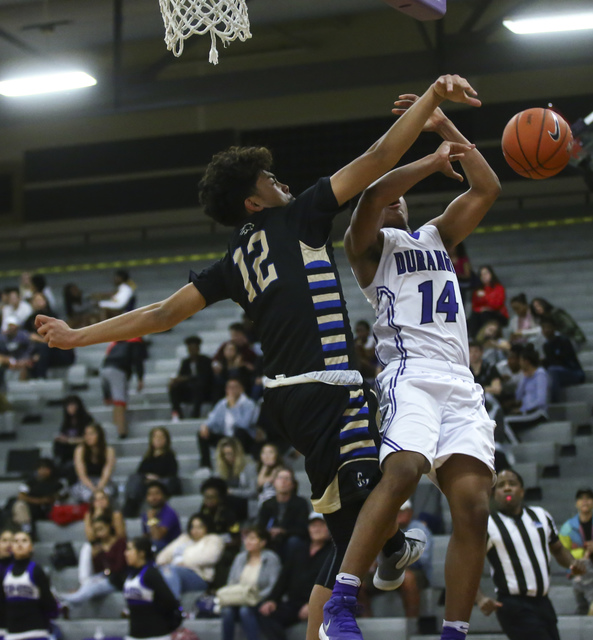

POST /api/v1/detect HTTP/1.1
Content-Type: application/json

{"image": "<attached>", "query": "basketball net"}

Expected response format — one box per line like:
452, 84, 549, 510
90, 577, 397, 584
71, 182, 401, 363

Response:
158, 0, 251, 64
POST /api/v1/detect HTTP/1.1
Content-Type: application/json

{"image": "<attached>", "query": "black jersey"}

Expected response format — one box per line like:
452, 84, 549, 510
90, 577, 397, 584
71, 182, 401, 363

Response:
191, 177, 356, 379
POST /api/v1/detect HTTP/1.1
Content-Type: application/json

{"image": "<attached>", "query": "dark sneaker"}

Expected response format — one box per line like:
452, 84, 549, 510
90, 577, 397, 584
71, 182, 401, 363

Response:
319, 595, 362, 640
373, 528, 427, 591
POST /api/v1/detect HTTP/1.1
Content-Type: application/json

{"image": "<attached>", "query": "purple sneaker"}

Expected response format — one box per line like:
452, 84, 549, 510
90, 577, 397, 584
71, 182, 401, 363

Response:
319, 595, 363, 640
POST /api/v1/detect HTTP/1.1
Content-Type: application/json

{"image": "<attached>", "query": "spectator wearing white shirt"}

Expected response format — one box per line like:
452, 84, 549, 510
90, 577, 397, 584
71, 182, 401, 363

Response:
98, 270, 136, 315
1, 287, 33, 331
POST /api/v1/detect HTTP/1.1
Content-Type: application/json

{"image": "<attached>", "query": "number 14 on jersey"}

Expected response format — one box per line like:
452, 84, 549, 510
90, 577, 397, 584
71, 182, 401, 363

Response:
418, 280, 459, 324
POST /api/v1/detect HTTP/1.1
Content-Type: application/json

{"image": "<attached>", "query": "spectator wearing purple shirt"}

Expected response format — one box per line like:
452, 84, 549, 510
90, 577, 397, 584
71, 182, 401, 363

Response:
141, 481, 182, 553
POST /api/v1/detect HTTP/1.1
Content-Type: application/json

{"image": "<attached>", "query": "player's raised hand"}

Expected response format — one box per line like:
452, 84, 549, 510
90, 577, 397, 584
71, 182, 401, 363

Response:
431, 141, 475, 182
392, 93, 449, 132
433, 74, 481, 107
35, 315, 77, 350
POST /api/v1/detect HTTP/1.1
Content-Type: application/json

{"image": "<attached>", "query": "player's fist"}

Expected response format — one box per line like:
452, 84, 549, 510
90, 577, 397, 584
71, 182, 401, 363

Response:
35, 315, 77, 350
433, 75, 481, 108
477, 596, 502, 616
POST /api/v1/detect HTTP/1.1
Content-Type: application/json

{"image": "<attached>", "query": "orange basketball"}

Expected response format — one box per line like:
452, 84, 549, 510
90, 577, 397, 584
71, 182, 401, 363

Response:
501, 108, 573, 179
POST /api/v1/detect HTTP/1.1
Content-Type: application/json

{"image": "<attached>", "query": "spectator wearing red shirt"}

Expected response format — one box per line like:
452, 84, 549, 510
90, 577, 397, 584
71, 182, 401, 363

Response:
468, 265, 509, 338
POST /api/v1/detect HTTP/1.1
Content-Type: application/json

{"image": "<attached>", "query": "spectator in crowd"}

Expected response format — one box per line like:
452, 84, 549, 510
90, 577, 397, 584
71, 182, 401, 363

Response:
23, 293, 56, 333
156, 513, 224, 598
63, 283, 94, 328
11, 458, 64, 536
504, 344, 549, 440
212, 341, 255, 401
469, 341, 503, 399
80, 489, 126, 585
169, 335, 213, 421
215, 437, 258, 522
123, 426, 181, 518
30, 275, 57, 314
124, 536, 182, 640
53, 395, 94, 479
213, 323, 258, 368
71, 423, 116, 503
19, 272, 34, 301
477, 469, 587, 639
97, 269, 136, 317
257, 468, 309, 560
0, 317, 36, 383
101, 337, 147, 439
468, 265, 509, 337
531, 297, 587, 349
360, 499, 432, 619
259, 512, 333, 640
199, 527, 281, 640
496, 344, 524, 412
58, 515, 127, 610
141, 481, 182, 554
256, 443, 284, 506
353, 320, 377, 380
541, 315, 585, 402
1, 287, 32, 331
3, 531, 58, 640
448, 241, 476, 304
508, 293, 542, 346
475, 319, 510, 367
198, 377, 259, 468
0, 528, 13, 636
559, 487, 593, 615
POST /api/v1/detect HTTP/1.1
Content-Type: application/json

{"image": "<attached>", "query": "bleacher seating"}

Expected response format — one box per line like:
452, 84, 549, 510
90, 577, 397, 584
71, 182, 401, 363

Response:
0, 220, 592, 639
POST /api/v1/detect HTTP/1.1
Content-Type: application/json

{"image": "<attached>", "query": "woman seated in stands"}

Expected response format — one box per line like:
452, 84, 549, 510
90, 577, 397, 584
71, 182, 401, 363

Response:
508, 292, 542, 346
53, 395, 94, 481
63, 282, 95, 329
475, 319, 510, 367
124, 536, 182, 640
504, 344, 550, 440
80, 489, 126, 585
256, 443, 284, 507
468, 264, 509, 338
71, 423, 116, 503
58, 515, 127, 610
215, 437, 258, 522
531, 296, 587, 349
212, 342, 255, 402
123, 427, 181, 518
156, 513, 224, 598
3, 531, 57, 640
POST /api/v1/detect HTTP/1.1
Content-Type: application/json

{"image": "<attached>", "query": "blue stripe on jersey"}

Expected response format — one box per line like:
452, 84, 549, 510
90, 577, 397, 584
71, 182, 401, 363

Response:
340, 446, 377, 460
318, 320, 344, 331
343, 408, 370, 421
382, 437, 403, 453
314, 299, 342, 310
340, 427, 370, 440
305, 260, 332, 269
308, 279, 337, 290
326, 361, 349, 370
322, 341, 347, 352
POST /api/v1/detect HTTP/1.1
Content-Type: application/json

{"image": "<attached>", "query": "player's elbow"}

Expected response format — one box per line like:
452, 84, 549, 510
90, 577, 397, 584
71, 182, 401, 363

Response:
150, 302, 178, 333
473, 174, 502, 202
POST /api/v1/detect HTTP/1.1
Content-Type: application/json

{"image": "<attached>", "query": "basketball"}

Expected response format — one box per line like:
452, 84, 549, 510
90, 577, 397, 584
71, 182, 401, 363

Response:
501, 108, 573, 179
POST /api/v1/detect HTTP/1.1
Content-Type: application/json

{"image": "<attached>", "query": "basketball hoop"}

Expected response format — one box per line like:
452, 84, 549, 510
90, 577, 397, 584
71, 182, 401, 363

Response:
158, 0, 252, 64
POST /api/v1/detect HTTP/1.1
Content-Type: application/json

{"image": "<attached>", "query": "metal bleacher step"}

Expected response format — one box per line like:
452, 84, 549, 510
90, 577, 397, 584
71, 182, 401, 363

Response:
518, 421, 575, 446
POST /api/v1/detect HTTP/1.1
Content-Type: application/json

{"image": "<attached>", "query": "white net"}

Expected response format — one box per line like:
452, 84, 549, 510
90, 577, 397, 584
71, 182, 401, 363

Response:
159, 0, 252, 64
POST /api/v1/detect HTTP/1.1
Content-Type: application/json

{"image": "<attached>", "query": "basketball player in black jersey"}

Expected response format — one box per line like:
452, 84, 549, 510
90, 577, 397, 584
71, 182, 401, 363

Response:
36, 73, 481, 640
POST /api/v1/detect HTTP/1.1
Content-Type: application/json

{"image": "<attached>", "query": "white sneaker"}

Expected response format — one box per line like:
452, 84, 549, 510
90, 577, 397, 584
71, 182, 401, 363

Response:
373, 528, 428, 591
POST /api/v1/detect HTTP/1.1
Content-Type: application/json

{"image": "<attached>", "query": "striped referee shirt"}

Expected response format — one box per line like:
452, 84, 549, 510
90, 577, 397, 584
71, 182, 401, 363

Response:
486, 506, 559, 598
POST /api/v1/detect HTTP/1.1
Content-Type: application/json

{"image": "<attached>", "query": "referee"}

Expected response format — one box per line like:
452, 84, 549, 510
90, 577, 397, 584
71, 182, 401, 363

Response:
477, 469, 587, 640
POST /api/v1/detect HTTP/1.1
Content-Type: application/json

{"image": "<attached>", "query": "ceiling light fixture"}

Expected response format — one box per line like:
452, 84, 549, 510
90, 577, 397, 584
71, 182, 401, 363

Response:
0, 71, 97, 97
503, 12, 593, 34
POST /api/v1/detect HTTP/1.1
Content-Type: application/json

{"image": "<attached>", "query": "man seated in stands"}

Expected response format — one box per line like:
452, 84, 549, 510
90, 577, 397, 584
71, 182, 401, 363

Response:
169, 335, 213, 421
359, 499, 432, 620
0, 316, 36, 382
495, 344, 523, 413
259, 512, 333, 640
257, 468, 310, 561
141, 480, 182, 553
11, 458, 65, 536
197, 377, 258, 468
559, 487, 593, 615
540, 315, 585, 402
1, 287, 32, 331
96, 269, 136, 318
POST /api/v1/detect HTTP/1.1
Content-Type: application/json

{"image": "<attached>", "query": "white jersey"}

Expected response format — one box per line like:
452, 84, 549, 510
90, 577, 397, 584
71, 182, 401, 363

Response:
361, 224, 469, 368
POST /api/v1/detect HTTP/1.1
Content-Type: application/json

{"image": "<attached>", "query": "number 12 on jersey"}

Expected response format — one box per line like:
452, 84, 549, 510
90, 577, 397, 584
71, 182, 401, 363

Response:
233, 230, 278, 302
418, 280, 459, 324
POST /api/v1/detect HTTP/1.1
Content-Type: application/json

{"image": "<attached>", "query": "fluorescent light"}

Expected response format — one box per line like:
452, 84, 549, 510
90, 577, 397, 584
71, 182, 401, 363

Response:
503, 12, 593, 34
0, 71, 97, 97
585, 111, 593, 127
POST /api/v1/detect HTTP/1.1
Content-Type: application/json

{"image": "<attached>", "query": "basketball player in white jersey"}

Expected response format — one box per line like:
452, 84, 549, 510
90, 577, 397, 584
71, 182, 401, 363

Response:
321, 98, 501, 640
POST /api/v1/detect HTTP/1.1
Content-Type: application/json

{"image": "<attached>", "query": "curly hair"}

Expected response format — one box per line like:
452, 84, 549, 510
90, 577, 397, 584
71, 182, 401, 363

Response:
199, 146, 274, 227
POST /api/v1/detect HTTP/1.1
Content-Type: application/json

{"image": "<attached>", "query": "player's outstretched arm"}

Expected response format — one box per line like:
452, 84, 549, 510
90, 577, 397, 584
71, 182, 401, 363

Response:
330, 75, 481, 207
36, 283, 206, 349
345, 141, 473, 288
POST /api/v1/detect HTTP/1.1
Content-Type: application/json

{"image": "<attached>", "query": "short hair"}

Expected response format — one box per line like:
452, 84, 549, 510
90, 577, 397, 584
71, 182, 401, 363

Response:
499, 468, 524, 488
355, 320, 370, 330
145, 480, 169, 497
115, 269, 129, 282
520, 344, 540, 367
200, 476, 228, 498
4, 286, 19, 296
229, 322, 247, 335
242, 525, 271, 546
199, 146, 274, 227
31, 274, 47, 292
468, 341, 482, 350
187, 513, 212, 534
37, 457, 56, 474
539, 314, 557, 329
184, 336, 202, 347
509, 344, 524, 357
226, 376, 245, 389
510, 293, 528, 306
131, 535, 154, 562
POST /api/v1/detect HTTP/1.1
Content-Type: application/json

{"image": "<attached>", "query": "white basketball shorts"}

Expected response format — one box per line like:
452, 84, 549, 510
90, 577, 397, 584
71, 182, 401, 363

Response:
376, 358, 495, 486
